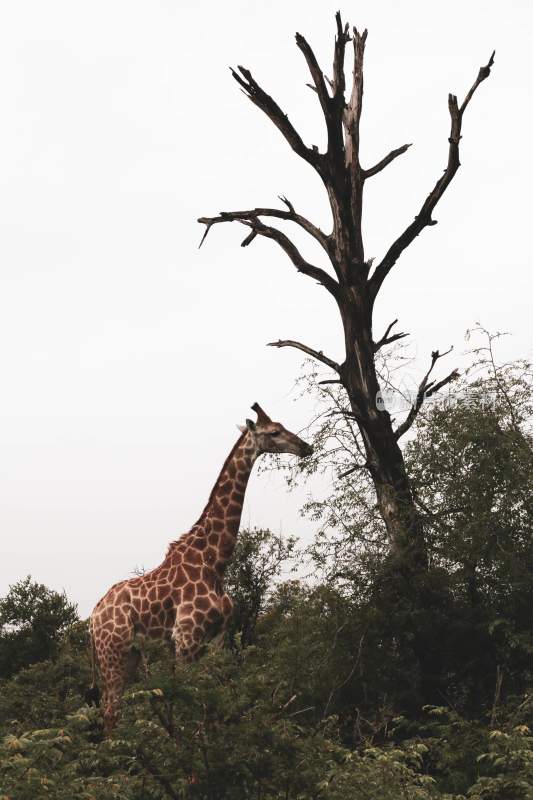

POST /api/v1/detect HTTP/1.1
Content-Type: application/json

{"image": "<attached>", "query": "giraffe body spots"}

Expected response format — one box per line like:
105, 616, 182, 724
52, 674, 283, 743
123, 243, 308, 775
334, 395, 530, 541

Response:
226, 503, 241, 519
192, 536, 207, 550
185, 547, 202, 565
183, 583, 195, 602
220, 534, 234, 559
184, 564, 201, 581
158, 584, 171, 600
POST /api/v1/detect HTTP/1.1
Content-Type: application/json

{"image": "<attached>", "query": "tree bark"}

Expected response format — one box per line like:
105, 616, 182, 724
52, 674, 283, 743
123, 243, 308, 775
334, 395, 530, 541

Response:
199, 14, 494, 576
337, 290, 428, 570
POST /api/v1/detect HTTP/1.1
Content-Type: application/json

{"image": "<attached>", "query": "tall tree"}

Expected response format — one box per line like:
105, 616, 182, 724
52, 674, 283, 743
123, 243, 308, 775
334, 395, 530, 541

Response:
199, 15, 494, 572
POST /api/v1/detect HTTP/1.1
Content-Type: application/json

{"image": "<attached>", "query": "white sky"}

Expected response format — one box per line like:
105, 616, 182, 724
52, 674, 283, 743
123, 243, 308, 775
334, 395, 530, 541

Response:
0, 0, 531, 617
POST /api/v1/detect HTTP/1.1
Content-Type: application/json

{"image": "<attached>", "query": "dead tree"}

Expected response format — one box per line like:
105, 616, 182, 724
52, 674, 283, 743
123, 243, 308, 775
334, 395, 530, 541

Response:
199, 15, 494, 573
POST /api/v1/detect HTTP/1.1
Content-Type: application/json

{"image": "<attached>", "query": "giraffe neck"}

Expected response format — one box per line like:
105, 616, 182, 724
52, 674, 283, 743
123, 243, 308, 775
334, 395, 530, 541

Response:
194, 431, 259, 570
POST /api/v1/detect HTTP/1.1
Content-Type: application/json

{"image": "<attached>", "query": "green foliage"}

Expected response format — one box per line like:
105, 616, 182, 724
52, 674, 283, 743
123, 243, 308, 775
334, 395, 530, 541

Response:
470, 725, 533, 800
402, 339, 533, 706
3, 602, 533, 799
223, 528, 296, 647
1, 584, 533, 798
1, 331, 532, 797
0, 577, 79, 679
0, 638, 448, 799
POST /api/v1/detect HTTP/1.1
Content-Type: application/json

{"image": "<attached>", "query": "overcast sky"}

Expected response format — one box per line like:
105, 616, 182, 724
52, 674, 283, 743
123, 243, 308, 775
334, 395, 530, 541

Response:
0, 0, 531, 617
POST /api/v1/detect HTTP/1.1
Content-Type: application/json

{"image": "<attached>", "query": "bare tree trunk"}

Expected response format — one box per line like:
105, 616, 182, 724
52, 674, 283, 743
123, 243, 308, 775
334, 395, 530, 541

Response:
199, 14, 494, 575
336, 292, 426, 568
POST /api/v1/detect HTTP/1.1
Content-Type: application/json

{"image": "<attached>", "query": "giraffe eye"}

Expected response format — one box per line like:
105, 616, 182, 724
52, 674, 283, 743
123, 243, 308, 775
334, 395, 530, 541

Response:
270, 430, 281, 437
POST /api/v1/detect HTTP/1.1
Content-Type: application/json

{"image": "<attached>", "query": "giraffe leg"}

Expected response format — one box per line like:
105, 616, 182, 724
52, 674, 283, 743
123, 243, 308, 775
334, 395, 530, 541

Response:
172, 619, 205, 664
124, 643, 150, 681
220, 592, 234, 628
101, 662, 126, 736
171, 620, 206, 789
96, 631, 133, 736
210, 593, 234, 648
209, 630, 225, 649
140, 647, 150, 680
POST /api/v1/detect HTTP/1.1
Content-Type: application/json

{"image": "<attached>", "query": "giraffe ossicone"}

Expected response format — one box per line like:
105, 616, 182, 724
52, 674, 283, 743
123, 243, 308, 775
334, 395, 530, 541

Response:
89, 403, 312, 734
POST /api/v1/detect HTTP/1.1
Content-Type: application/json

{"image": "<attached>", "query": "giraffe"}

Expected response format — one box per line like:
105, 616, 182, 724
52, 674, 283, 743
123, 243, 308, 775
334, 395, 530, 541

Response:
89, 403, 312, 734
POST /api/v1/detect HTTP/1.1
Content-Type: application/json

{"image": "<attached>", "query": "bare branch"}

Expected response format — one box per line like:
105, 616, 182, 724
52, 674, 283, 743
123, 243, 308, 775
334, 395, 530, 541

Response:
425, 369, 460, 398
240, 229, 257, 247
278, 195, 295, 214
363, 143, 412, 178
295, 32, 331, 117
326, 408, 358, 419
198, 203, 329, 253
267, 339, 340, 372
379, 331, 410, 350
369, 51, 495, 301
332, 12, 351, 98
256, 222, 334, 288
198, 211, 339, 298
395, 348, 459, 439
374, 319, 409, 352
460, 51, 496, 115
296, 27, 351, 159
342, 27, 368, 263
338, 462, 368, 479
344, 27, 367, 170
379, 319, 398, 341
230, 66, 324, 172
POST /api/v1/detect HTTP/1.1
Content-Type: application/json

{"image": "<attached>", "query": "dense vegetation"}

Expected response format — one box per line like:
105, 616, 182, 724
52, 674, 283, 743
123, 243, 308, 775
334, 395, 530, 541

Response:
1, 336, 532, 799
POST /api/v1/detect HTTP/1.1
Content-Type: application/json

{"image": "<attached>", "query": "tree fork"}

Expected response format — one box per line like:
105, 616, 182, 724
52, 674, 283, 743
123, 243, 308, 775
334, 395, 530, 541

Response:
199, 15, 494, 572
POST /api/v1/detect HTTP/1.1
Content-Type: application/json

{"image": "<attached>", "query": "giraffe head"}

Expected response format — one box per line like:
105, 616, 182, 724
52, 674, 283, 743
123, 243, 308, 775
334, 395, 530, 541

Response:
239, 402, 313, 458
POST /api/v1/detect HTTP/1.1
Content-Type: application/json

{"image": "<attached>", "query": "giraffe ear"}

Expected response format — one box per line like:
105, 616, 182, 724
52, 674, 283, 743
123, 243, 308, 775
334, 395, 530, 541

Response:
237, 421, 256, 434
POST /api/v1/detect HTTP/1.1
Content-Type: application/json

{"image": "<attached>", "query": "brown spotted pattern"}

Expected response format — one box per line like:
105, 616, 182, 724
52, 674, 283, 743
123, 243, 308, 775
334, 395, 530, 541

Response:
89, 404, 312, 734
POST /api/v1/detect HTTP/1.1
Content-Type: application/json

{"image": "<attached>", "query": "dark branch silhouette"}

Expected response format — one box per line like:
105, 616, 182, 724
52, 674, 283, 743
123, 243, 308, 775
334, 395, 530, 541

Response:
369, 51, 495, 300
199, 15, 494, 571
395, 349, 460, 440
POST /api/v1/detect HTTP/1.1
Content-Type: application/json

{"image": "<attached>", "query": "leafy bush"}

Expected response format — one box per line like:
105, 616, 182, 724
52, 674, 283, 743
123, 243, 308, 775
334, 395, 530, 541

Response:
0, 577, 79, 679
